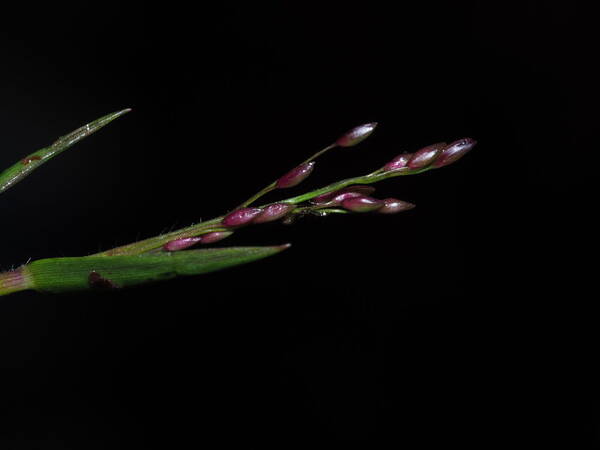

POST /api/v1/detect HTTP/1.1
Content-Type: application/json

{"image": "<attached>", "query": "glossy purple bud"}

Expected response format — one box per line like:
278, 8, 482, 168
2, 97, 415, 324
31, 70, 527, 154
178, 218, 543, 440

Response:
312, 191, 367, 208
432, 138, 477, 168
200, 231, 234, 244
310, 185, 376, 204
253, 203, 295, 224
163, 236, 203, 252
382, 152, 412, 172
331, 191, 366, 204
378, 198, 416, 214
407, 142, 447, 169
276, 162, 315, 188
222, 207, 263, 227
340, 185, 376, 197
341, 195, 384, 212
310, 191, 336, 204
335, 122, 378, 147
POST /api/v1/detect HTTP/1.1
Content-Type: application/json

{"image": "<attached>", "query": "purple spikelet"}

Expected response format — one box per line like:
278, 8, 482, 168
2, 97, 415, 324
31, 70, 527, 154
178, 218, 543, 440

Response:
378, 198, 415, 214
311, 185, 376, 204
383, 152, 412, 172
336, 122, 378, 147
432, 138, 477, 168
222, 208, 263, 227
407, 143, 446, 169
200, 231, 233, 244
276, 162, 316, 188
341, 196, 384, 212
163, 237, 203, 251
253, 203, 295, 224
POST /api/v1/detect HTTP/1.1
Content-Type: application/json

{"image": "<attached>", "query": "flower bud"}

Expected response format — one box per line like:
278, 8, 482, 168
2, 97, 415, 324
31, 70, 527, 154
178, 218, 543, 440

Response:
200, 231, 233, 244
341, 195, 384, 212
163, 236, 203, 252
408, 142, 447, 169
310, 191, 336, 204
222, 207, 263, 227
432, 138, 477, 168
276, 162, 315, 188
253, 203, 295, 224
378, 198, 415, 214
382, 152, 412, 172
335, 122, 377, 147
330, 191, 366, 204
310, 185, 376, 204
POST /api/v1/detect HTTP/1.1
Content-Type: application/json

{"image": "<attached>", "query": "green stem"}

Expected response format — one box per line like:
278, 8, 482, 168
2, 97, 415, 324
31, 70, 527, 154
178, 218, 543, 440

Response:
236, 143, 337, 209
96, 223, 228, 256
237, 183, 277, 209
299, 143, 337, 165
284, 166, 432, 204
0, 267, 34, 296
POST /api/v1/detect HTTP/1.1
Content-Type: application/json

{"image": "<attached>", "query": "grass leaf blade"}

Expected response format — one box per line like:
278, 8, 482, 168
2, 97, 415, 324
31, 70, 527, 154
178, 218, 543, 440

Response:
23, 245, 290, 294
0, 108, 131, 194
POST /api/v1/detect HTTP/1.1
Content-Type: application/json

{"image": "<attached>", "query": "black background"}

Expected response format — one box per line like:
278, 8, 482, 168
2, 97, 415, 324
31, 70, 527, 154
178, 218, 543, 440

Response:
1, 2, 595, 447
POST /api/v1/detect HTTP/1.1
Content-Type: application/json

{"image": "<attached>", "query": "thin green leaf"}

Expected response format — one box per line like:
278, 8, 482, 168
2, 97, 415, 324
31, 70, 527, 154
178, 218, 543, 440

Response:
22, 245, 290, 294
0, 108, 131, 194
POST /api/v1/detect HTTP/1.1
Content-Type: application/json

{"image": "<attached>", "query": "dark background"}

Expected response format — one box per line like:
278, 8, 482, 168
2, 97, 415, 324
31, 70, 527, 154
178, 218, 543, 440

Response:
1, 2, 595, 447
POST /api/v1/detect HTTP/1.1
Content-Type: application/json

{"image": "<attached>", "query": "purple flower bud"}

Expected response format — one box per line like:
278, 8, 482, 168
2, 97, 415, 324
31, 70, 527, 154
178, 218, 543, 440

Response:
253, 203, 295, 224
341, 195, 384, 212
382, 152, 413, 172
331, 191, 366, 204
408, 142, 447, 169
335, 122, 377, 147
310, 185, 376, 204
276, 162, 315, 189
432, 138, 477, 168
163, 236, 203, 252
222, 207, 263, 227
200, 231, 233, 244
310, 191, 336, 204
378, 198, 416, 214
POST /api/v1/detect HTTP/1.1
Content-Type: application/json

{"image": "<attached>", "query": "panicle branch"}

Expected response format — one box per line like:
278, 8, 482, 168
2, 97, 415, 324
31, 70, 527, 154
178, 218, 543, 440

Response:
94, 130, 475, 257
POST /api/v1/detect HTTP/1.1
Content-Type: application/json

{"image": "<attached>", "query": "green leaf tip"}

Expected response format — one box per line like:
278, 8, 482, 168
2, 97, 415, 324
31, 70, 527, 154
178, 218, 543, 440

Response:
50, 108, 132, 148
23, 244, 289, 294
0, 108, 131, 195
